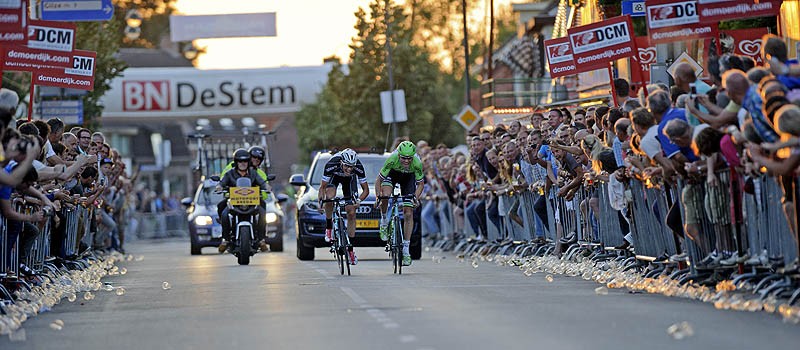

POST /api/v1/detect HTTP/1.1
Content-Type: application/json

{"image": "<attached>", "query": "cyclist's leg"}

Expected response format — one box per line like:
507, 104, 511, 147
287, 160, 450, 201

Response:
343, 177, 358, 239
400, 175, 416, 242
323, 179, 339, 242
378, 176, 394, 241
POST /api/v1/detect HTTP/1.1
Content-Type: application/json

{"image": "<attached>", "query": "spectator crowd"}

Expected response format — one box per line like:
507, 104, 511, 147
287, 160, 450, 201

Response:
1, 88, 137, 282
415, 34, 800, 277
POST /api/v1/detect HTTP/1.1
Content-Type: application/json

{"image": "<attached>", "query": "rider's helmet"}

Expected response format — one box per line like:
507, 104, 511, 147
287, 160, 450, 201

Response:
397, 141, 416, 157
340, 148, 358, 166
248, 146, 265, 161
233, 149, 250, 162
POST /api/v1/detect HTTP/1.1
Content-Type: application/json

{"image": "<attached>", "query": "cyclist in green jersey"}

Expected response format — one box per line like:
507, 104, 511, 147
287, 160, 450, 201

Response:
375, 141, 424, 266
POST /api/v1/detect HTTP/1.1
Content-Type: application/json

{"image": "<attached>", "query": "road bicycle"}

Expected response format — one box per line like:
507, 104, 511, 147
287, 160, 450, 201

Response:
321, 197, 352, 275
378, 193, 416, 274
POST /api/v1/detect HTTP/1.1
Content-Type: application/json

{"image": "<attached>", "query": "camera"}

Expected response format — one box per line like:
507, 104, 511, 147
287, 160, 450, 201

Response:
99, 177, 106, 186
689, 82, 697, 98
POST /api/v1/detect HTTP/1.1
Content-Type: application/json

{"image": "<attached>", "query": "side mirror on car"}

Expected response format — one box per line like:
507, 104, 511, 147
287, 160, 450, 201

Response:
276, 194, 289, 203
267, 174, 277, 182
210, 175, 220, 182
180, 197, 193, 207
289, 174, 305, 187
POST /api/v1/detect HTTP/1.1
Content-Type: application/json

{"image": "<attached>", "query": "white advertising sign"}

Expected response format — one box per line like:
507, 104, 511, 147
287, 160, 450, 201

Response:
170, 13, 277, 42
27, 20, 75, 52
101, 65, 332, 118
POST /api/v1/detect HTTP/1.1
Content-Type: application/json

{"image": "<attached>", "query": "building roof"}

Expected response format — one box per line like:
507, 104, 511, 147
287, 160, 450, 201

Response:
117, 48, 194, 68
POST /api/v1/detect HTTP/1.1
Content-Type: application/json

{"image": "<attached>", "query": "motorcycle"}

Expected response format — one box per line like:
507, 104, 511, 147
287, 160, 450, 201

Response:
212, 175, 270, 265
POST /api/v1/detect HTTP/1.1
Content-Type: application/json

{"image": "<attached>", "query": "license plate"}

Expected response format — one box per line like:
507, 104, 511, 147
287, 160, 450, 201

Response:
211, 225, 223, 238
356, 219, 379, 229
229, 187, 260, 206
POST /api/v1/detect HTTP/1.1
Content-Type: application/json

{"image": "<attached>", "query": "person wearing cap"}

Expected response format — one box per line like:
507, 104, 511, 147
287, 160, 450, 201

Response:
217, 149, 269, 253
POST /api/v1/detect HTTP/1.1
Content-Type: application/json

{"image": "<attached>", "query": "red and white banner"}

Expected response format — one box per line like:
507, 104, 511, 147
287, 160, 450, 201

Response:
631, 37, 656, 86
567, 15, 637, 68
0, 0, 27, 45
720, 27, 769, 66
2, 45, 73, 70
31, 50, 97, 90
698, 0, 781, 24
544, 37, 577, 78
646, 0, 717, 44
33, 68, 94, 90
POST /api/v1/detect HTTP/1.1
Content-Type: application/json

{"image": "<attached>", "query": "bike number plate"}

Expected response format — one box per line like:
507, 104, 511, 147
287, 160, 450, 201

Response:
229, 187, 260, 206
356, 219, 379, 229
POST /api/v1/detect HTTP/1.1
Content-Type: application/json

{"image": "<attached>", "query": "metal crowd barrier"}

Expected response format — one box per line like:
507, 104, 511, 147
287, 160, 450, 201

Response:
627, 180, 678, 258
518, 191, 539, 241
743, 175, 798, 265
132, 212, 188, 239
595, 183, 626, 248
0, 214, 16, 279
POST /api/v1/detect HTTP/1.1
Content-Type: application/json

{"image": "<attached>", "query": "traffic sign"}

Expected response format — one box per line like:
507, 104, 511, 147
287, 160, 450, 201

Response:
40, 0, 114, 22
452, 105, 481, 130
621, 1, 646, 17
38, 99, 83, 124
667, 52, 703, 78
380, 90, 408, 124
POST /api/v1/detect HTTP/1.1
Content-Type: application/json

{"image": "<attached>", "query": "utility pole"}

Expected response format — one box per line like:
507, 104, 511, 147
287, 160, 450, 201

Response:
385, 0, 398, 141
488, 0, 494, 79
462, 0, 471, 106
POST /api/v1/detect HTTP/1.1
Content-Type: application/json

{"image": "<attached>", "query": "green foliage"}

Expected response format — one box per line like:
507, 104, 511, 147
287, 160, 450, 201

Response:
76, 21, 127, 128
295, 1, 463, 160
113, 0, 177, 48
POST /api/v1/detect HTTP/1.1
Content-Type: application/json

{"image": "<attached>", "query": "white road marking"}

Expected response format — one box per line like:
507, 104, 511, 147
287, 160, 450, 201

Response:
340, 286, 367, 304
399, 335, 417, 343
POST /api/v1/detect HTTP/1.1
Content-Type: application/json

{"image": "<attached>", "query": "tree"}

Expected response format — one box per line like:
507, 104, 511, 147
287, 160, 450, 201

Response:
295, 1, 463, 160
76, 21, 127, 128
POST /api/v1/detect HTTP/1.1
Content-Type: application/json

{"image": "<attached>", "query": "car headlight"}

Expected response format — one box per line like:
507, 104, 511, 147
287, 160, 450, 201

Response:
265, 212, 279, 224
304, 201, 321, 212
194, 215, 213, 226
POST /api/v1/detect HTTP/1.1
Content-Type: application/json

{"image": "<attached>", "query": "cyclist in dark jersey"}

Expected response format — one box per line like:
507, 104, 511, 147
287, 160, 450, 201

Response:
319, 148, 369, 264
375, 141, 424, 267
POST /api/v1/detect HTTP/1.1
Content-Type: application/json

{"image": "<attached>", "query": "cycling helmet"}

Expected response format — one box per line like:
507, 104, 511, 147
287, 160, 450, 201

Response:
397, 141, 416, 157
249, 146, 265, 160
233, 149, 250, 161
340, 148, 357, 166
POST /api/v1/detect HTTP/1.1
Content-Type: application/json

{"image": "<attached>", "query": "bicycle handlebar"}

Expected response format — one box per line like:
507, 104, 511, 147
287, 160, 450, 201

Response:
376, 194, 416, 200
320, 197, 350, 204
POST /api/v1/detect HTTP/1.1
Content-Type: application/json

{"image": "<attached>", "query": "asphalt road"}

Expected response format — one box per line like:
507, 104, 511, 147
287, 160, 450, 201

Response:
3, 235, 799, 350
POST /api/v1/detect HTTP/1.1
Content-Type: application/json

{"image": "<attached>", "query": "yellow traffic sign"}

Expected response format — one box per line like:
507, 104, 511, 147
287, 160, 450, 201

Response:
453, 105, 481, 130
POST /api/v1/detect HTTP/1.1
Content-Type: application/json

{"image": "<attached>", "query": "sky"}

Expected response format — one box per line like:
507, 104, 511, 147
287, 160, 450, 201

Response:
175, 0, 373, 69
175, 0, 517, 70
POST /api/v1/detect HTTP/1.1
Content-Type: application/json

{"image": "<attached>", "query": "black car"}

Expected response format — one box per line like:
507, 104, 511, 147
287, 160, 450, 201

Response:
184, 177, 288, 255
289, 152, 422, 261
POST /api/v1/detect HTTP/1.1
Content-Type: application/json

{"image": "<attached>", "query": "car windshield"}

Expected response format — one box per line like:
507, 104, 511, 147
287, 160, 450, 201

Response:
197, 186, 225, 205
309, 155, 385, 187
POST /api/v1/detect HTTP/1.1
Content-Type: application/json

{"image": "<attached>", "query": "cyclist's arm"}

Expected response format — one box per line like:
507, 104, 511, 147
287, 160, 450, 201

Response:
319, 178, 329, 201
358, 181, 369, 202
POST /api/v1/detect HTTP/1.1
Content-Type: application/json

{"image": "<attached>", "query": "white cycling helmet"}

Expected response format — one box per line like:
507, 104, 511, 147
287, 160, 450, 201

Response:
340, 148, 358, 166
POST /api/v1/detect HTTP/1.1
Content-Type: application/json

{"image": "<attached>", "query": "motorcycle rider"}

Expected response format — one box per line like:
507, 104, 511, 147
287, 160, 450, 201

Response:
217, 149, 269, 253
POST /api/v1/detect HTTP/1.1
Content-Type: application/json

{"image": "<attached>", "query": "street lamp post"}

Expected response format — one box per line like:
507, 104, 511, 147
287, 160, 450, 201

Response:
385, 0, 397, 142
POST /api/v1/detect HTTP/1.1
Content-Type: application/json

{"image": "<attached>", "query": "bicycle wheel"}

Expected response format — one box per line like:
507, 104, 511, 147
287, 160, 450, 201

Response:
389, 217, 397, 274
395, 217, 403, 275
344, 246, 351, 276
336, 220, 345, 275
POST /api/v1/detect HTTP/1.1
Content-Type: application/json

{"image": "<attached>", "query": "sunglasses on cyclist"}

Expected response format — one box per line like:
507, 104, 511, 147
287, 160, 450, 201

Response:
236, 159, 249, 163
399, 156, 413, 160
